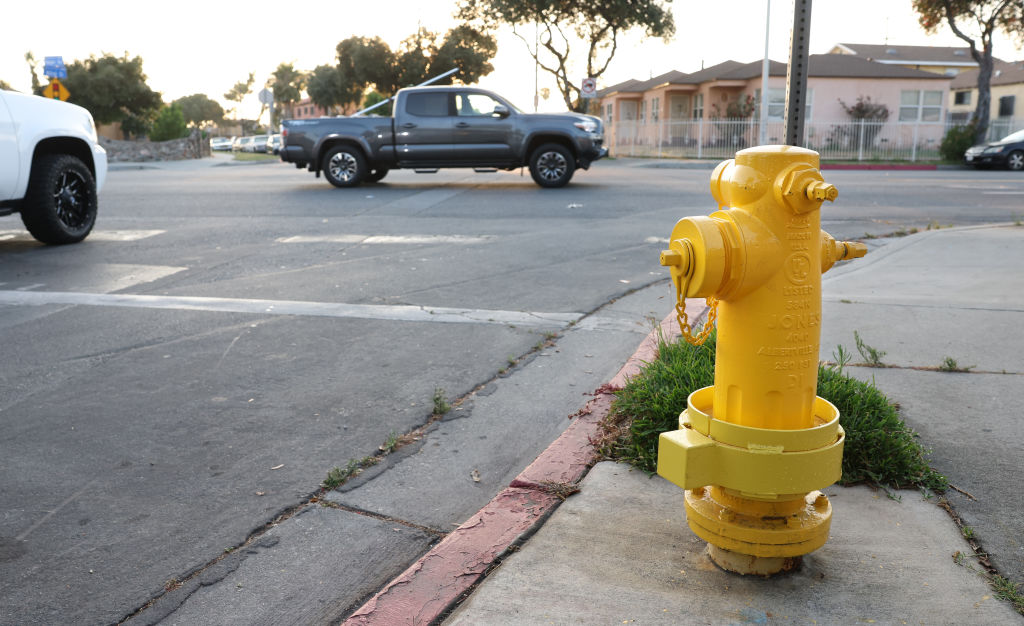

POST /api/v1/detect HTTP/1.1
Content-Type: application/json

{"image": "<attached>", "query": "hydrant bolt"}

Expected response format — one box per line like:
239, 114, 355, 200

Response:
660, 249, 683, 267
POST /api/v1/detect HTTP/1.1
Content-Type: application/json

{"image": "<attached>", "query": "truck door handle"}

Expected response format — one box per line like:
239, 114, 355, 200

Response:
455, 122, 470, 128
401, 123, 417, 129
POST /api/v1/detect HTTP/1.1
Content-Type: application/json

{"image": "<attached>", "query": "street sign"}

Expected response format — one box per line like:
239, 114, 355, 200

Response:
581, 77, 597, 99
43, 78, 70, 101
43, 56, 67, 79
258, 88, 274, 105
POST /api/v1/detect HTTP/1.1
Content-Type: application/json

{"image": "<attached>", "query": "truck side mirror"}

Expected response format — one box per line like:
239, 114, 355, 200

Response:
493, 104, 510, 118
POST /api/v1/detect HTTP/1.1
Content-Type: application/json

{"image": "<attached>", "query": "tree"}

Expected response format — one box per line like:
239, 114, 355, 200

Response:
0, 79, 12, 91
333, 27, 497, 106
913, 0, 1024, 143
307, 64, 355, 114
62, 53, 162, 138
271, 63, 306, 124
149, 103, 188, 141
24, 52, 44, 95
457, 0, 674, 112
361, 90, 392, 116
173, 94, 224, 128
223, 73, 254, 116
431, 25, 498, 85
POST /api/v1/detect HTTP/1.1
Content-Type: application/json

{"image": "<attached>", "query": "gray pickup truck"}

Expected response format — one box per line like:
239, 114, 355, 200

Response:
279, 86, 607, 188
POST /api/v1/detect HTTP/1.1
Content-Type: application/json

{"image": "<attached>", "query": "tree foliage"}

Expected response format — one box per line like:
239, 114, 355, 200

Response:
457, 0, 674, 112
330, 26, 497, 108
912, 0, 1024, 142
307, 64, 358, 114
61, 53, 163, 137
149, 103, 188, 141
271, 63, 306, 123
173, 93, 224, 128
224, 73, 254, 106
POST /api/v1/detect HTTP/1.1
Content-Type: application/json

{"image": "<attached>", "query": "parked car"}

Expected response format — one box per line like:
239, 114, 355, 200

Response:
0, 89, 107, 244
964, 128, 1024, 171
231, 136, 244, 151
245, 135, 269, 153
266, 134, 281, 155
210, 137, 232, 151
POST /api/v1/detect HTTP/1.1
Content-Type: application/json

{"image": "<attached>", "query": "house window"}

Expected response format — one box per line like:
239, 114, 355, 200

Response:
605, 103, 613, 123
899, 90, 943, 122
998, 95, 1015, 118
693, 93, 704, 119
639, 100, 646, 122
755, 88, 814, 120
651, 97, 660, 122
954, 91, 971, 106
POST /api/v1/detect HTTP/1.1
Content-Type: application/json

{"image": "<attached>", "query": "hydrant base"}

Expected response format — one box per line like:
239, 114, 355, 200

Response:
707, 545, 802, 576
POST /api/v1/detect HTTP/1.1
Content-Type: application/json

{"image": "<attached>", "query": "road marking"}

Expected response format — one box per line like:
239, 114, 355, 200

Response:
0, 290, 581, 329
981, 191, 1024, 195
0, 229, 165, 241
277, 234, 493, 244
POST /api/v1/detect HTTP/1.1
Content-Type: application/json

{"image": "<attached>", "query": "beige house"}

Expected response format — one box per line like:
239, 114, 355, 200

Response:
827, 43, 985, 76
948, 60, 1024, 137
595, 55, 951, 160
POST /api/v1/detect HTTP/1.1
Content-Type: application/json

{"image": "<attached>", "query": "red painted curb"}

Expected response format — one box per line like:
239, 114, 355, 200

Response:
343, 487, 561, 626
821, 163, 937, 171
344, 300, 706, 624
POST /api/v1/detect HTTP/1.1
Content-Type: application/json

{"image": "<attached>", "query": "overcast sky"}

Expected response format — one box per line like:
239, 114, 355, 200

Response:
3, 0, 1021, 118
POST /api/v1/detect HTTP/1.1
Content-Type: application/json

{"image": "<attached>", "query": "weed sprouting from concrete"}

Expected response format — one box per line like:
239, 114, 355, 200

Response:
432, 387, 451, 416
938, 356, 975, 373
854, 330, 887, 367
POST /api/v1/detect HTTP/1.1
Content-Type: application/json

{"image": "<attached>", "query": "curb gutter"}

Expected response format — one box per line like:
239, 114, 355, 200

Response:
343, 303, 706, 625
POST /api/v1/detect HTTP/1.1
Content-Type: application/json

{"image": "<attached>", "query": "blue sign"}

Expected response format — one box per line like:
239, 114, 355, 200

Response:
43, 56, 67, 79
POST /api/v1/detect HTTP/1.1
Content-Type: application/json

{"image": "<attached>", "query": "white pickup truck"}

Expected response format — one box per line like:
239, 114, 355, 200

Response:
0, 89, 107, 244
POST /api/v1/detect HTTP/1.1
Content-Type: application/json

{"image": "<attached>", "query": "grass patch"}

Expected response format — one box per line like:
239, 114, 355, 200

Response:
233, 152, 277, 162
938, 356, 975, 373
600, 332, 947, 492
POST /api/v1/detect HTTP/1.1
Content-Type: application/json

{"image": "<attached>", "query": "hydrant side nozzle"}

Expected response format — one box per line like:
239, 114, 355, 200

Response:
839, 241, 868, 260
806, 181, 838, 203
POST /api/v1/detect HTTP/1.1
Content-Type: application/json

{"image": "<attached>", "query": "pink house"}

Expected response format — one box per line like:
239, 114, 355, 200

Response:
596, 55, 952, 159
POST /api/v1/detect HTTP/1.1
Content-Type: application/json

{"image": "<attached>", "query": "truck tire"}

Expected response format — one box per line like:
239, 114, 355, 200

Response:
20, 154, 98, 245
365, 167, 390, 183
322, 145, 366, 187
529, 143, 575, 188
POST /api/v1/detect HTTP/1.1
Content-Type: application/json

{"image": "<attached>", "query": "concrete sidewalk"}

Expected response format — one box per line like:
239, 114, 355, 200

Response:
355, 224, 1024, 624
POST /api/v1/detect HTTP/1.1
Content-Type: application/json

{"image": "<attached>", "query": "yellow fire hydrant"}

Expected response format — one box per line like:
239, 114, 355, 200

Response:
657, 145, 867, 575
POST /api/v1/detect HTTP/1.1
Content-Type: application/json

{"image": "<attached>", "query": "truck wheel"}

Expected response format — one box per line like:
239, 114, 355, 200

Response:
529, 143, 575, 188
322, 145, 366, 187
365, 167, 390, 183
20, 154, 97, 245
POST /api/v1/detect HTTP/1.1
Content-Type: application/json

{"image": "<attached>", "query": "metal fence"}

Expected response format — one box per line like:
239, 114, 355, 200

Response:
606, 117, 1023, 161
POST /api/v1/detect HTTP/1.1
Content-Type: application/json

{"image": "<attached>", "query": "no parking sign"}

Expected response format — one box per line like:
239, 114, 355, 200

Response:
581, 77, 596, 99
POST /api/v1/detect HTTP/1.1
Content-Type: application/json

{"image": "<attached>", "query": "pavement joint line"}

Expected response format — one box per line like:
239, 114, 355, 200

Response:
342, 306, 695, 625
0, 290, 582, 329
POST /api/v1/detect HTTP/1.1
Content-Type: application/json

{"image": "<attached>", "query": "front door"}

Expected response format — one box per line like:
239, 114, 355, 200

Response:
450, 91, 517, 163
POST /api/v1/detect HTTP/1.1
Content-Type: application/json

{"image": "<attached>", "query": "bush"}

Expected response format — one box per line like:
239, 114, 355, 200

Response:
941, 122, 978, 162
149, 104, 188, 142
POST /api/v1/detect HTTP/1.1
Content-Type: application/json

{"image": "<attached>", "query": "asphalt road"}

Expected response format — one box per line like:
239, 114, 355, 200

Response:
1, 157, 1020, 624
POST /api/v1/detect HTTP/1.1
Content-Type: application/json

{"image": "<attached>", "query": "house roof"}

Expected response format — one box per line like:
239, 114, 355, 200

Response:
951, 59, 1024, 88
595, 54, 948, 99
831, 43, 984, 67
698, 55, 949, 81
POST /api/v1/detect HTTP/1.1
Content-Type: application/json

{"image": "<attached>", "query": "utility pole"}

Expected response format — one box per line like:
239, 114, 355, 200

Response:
759, 0, 771, 145
784, 0, 811, 146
